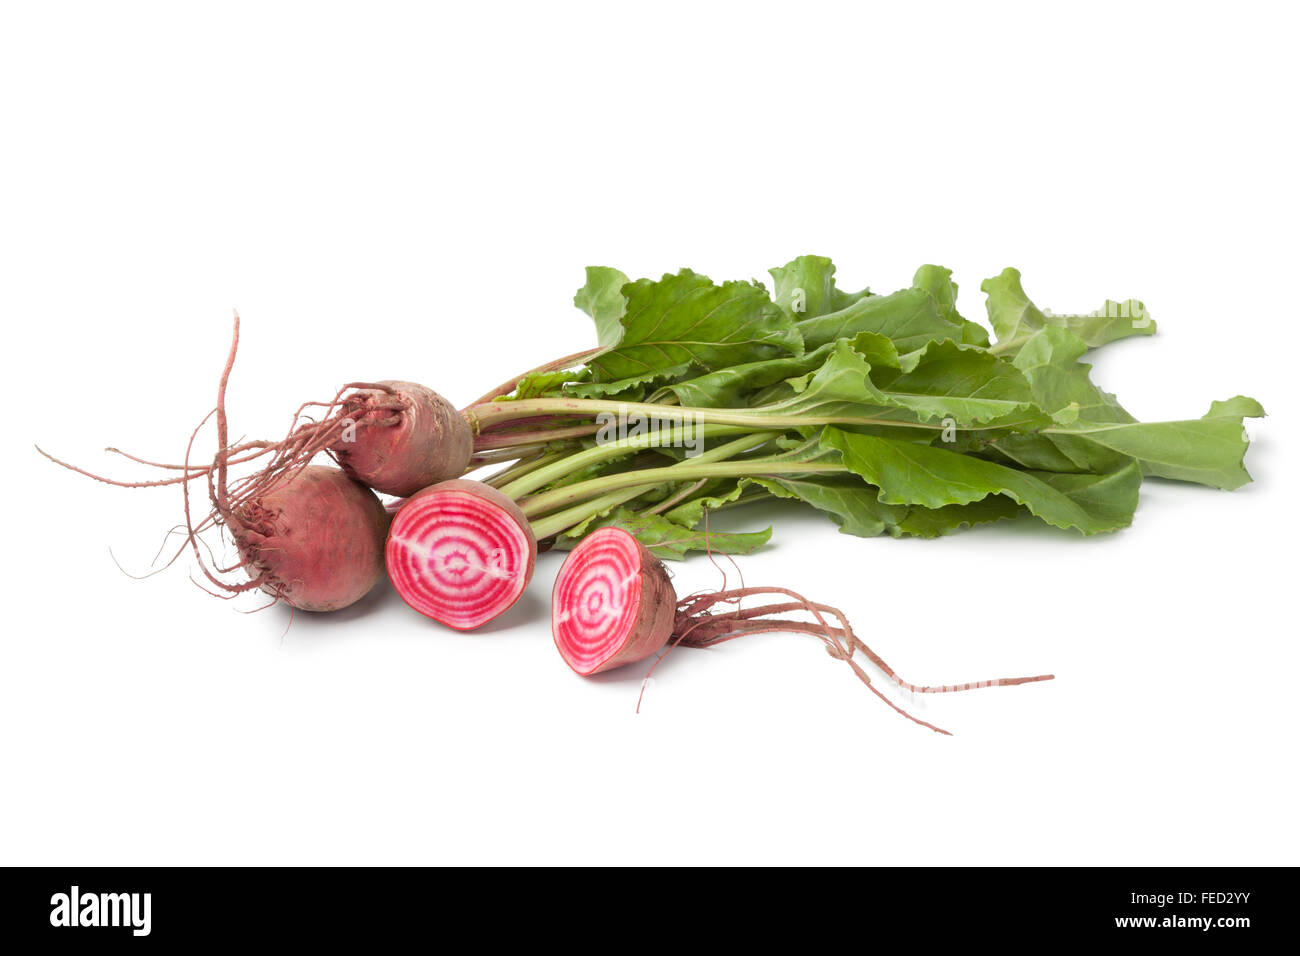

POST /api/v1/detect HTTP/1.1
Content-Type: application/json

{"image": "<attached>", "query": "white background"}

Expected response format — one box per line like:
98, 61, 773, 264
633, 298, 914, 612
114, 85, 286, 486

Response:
2, 2, 1296, 865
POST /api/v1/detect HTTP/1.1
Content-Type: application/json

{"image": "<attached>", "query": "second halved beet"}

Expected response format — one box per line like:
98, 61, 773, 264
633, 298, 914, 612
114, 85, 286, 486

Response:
552, 526, 676, 675
386, 479, 537, 630
553, 527, 1055, 734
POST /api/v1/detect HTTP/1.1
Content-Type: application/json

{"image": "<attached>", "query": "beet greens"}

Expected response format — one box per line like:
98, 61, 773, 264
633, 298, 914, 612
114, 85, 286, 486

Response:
464, 256, 1263, 558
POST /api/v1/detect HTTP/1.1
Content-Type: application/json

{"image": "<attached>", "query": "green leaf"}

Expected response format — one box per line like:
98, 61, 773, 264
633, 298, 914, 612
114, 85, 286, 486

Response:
1205, 395, 1267, 420
500, 368, 586, 400
573, 266, 631, 347
869, 339, 1047, 427
563, 363, 694, 400
896, 496, 1022, 537
557, 506, 770, 560
983, 267, 1156, 356
557, 491, 649, 539
1029, 468, 1147, 530
912, 264, 990, 347
738, 331, 906, 408
668, 472, 1024, 540
657, 345, 833, 408
661, 479, 754, 527
763, 339, 1045, 429
1045, 397, 1265, 490
768, 255, 870, 321
1011, 326, 1134, 425
977, 434, 1089, 473
745, 475, 908, 538
1013, 329, 1263, 484
587, 269, 801, 383
649, 328, 905, 410
821, 427, 1142, 534
847, 330, 904, 372
670, 471, 1023, 540
537, 257, 1262, 549
766, 340, 888, 407
796, 287, 962, 352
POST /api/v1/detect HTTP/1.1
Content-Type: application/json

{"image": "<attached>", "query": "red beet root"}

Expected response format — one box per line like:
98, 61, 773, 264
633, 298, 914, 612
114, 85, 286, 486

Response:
386, 479, 537, 630
331, 381, 473, 497
230, 465, 389, 611
38, 315, 398, 614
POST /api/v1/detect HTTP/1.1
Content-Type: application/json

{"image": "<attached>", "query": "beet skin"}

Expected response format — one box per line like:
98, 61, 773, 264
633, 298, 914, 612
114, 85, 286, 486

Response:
331, 381, 472, 496
231, 465, 389, 611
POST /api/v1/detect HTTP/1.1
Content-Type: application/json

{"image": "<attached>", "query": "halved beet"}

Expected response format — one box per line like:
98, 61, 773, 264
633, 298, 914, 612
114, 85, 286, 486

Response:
552, 526, 675, 675
551, 528, 1053, 735
386, 479, 537, 630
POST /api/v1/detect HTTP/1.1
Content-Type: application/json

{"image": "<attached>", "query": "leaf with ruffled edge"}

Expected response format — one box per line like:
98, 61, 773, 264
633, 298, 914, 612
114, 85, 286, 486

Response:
768, 254, 872, 321
587, 269, 801, 383
762, 339, 1048, 430
983, 267, 1156, 357
796, 286, 963, 353
1046, 396, 1265, 490
573, 266, 632, 347
912, 264, 990, 347
821, 427, 1143, 534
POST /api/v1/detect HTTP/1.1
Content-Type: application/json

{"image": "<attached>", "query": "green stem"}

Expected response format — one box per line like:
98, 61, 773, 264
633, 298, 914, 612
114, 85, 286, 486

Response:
533, 474, 776, 541
499, 422, 755, 499
530, 487, 650, 541
701, 490, 771, 513
468, 445, 547, 466
472, 421, 601, 450
525, 432, 780, 538
644, 478, 708, 515
520, 456, 842, 519
482, 449, 568, 489
466, 396, 949, 433
647, 487, 771, 519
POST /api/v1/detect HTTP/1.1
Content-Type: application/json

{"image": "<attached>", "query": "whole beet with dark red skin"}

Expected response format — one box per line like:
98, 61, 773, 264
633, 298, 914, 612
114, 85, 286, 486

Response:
331, 381, 473, 497
230, 465, 389, 612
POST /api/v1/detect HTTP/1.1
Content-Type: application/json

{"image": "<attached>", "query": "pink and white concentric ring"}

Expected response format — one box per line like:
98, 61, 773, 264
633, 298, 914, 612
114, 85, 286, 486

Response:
387, 480, 536, 630
552, 527, 649, 675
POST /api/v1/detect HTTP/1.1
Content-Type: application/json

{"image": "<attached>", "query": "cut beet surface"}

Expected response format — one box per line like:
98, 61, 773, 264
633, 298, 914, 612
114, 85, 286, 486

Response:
552, 526, 675, 675
386, 479, 537, 630
551, 528, 1054, 734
